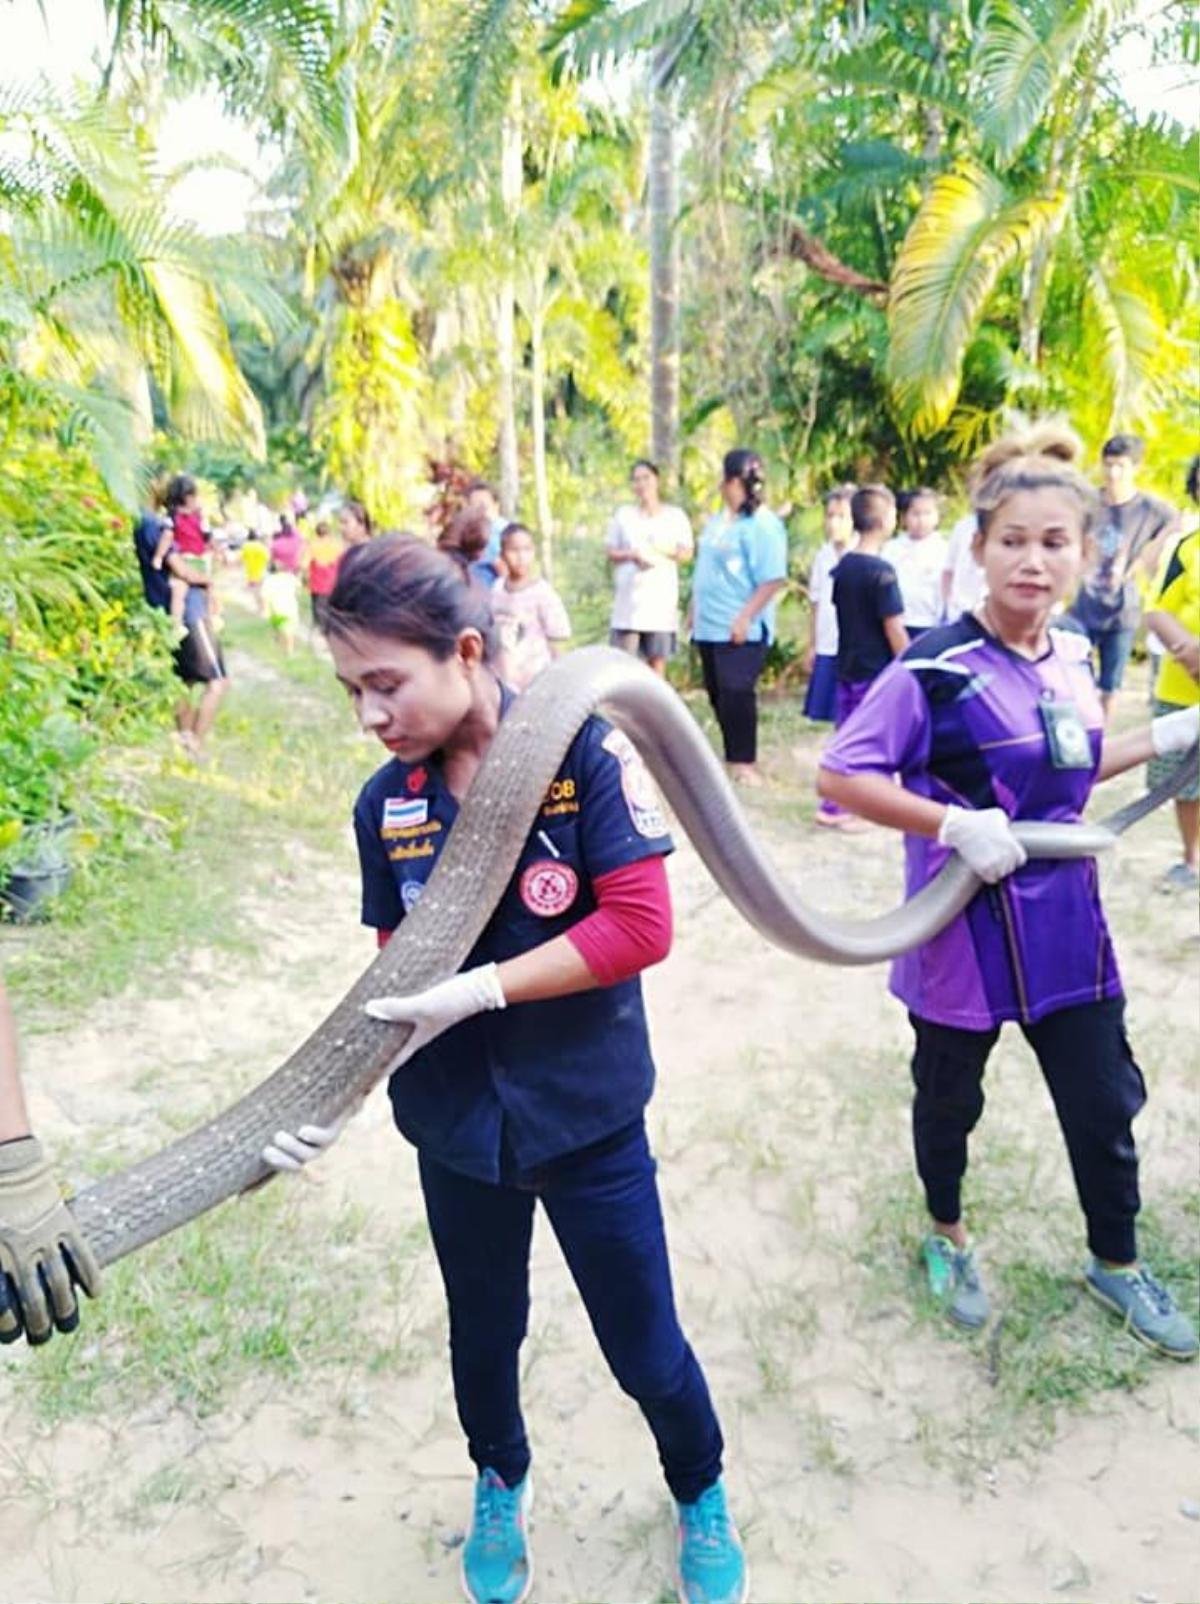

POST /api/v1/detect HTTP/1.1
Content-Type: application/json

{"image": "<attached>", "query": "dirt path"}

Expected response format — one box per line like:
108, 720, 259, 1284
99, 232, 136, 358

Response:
1, 676, 1196, 1604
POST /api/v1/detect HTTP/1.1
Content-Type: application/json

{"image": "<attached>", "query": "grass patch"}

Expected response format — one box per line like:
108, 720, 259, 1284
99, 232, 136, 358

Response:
2, 611, 377, 1021
854, 1142, 1198, 1461
3, 1184, 429, 1424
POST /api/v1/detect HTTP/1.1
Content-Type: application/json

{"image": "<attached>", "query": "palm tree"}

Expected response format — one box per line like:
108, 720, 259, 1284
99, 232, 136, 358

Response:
0, 82, 274, 503
872, 0, 1195, 435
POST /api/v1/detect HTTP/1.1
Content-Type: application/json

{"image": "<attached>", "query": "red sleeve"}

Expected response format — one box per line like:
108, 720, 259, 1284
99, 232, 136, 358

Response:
566, 856, 672, 987
376, 928, 395, 950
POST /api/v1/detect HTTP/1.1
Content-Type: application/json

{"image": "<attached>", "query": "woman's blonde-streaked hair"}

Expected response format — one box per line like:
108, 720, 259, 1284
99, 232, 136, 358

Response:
969, 422, 1100, 544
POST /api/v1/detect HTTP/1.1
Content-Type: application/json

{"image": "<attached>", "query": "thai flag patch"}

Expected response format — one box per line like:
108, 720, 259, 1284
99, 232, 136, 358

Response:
383, 796, 429, 830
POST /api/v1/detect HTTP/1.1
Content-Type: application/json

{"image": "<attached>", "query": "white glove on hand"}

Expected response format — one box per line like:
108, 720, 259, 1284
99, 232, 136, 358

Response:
1150, 705, 1199, 757
365, 963, 506, 1072
938, 805, 1028, 885
262, 1110, 353, 1174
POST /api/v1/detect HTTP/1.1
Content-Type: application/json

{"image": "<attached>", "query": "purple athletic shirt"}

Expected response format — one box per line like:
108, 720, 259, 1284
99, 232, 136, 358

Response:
820, 616, 1121, 1030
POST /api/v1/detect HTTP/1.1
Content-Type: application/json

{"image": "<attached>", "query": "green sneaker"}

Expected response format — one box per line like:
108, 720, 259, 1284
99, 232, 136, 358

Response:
1084, 1261, 1199, 1360
921, 1234, 990, 1329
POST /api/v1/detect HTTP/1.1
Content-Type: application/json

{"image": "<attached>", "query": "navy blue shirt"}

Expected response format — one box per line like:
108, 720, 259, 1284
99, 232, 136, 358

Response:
133, 512, 171, 612
353, 691, 674, 1183
832, 550, 905, 683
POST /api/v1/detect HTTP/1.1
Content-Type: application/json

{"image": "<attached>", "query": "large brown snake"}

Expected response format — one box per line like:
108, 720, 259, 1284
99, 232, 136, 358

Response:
66, 647, 1197, 1267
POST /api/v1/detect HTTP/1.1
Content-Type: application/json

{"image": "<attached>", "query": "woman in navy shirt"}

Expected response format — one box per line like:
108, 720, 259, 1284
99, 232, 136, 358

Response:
264, 536, 746, 1604
819, 428, 1198, 1359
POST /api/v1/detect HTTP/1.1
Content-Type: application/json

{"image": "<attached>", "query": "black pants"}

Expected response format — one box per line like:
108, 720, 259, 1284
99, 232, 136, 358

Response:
909, 997, 1146, 1263
697, 641, 768, 763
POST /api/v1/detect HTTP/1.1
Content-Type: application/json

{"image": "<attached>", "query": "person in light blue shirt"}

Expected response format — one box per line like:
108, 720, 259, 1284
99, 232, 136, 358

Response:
465, 479, 509, 589
690, 448, 790, 784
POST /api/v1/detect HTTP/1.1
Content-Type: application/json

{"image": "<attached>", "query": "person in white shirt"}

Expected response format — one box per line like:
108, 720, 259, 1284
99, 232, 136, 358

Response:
803, 485, 856, 723
883, 488, 948, 639
606, 459, 694, 677
942, 511, 986, 622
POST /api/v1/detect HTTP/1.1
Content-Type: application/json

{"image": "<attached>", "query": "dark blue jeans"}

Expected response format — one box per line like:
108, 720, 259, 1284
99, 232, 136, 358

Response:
417, 1120, 724, 1503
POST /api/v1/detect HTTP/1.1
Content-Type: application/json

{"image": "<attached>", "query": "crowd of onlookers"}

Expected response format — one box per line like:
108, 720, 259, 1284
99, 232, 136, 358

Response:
133, 435, 1198, 888
133, 477, 373, 756
583, 434, 1196, 889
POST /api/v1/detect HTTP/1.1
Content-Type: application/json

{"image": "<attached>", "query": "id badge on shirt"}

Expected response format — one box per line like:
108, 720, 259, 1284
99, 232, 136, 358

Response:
1040, 699, 1093, 769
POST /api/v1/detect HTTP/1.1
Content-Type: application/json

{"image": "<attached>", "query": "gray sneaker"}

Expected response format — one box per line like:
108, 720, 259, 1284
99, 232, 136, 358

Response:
921, 1234, 990, 1329
1160, 861, 1199, 892
1084, 1260, 1199, 1360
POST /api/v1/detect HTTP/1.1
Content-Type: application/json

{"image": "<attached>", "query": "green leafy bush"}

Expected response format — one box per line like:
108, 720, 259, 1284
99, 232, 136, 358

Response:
0, 428, 177, 872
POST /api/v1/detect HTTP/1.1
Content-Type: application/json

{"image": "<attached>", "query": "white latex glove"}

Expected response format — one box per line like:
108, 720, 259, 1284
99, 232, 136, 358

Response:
1151, 705, 1199, 757
262, 1110, 353, 1174
365, 963, 507, 1072
938, 805, 1028, 885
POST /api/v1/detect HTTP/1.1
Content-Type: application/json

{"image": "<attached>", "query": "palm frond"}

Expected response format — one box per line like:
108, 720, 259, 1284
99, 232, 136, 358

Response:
453, 0, 524, 123
546, 0, 697, 79
886, 163, 1063, 432
145, 259, 266, 454
1082, 263, 1176, 429
974, 0, 1091, 164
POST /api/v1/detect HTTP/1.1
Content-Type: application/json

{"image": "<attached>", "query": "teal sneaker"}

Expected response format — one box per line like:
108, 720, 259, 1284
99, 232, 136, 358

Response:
1084, 1261, 1199, 1360
676, 1479, 748, 1604
921, 1233, 990, 1329
461, 1468, 532, 1604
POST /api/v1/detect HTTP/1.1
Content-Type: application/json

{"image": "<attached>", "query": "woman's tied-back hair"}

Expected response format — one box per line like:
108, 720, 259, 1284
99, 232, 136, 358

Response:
439, 506, 492, 563
324, 533, 498, 661
723, 448, 765, 517
970, 423, 1100, 543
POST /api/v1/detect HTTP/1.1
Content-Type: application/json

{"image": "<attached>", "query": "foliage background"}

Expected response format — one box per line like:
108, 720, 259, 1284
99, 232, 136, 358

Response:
0, 0, 1195, 872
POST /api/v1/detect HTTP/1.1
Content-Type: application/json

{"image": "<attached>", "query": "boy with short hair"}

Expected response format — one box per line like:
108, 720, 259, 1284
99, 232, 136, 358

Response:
832, 484, 908, 722
817, 486, 908, 830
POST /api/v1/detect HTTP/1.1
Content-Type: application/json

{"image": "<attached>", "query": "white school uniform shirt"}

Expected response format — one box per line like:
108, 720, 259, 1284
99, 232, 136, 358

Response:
809, 538, 855, 656
942, 514, 986, 620
881, 531, 949, 628
606, 503, 694, 632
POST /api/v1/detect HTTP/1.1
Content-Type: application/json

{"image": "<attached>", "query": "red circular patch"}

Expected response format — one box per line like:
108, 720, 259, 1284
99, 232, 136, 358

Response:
519, 860, 579, 918
406, 766, 428, 794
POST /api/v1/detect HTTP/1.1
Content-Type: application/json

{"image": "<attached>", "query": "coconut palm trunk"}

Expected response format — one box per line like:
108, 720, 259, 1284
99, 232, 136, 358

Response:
529, 297, 554, 579
497, 79, 522, 516
649, 56, 680, 483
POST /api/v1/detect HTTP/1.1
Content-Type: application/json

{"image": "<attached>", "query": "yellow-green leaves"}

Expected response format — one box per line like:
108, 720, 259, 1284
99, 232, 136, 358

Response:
886, 163, 1063, 433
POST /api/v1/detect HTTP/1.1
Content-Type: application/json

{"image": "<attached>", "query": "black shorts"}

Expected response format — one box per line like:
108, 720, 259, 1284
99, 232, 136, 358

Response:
311, 593, 331, 631
173, 617, 226, 686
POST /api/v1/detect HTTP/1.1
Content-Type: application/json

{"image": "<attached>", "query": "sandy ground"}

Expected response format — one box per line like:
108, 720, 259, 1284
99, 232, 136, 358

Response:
1, 687, 1197, 1604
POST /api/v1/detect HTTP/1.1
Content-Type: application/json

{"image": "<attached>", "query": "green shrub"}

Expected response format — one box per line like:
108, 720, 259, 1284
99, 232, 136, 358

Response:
0, 429, 177, 871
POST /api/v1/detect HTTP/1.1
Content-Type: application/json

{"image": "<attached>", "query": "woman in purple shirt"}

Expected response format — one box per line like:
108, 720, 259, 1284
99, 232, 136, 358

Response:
818, 427, 1198, 1359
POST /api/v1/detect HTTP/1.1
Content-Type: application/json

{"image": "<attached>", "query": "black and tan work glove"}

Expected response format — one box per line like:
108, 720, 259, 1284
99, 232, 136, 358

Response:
0, 1137, 100, 1346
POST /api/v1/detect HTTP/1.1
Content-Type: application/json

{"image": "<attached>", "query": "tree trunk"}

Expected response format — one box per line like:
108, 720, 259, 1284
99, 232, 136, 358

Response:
497, 79, 522, 516
529, 299, 553, 581
649, 56, 680, 485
